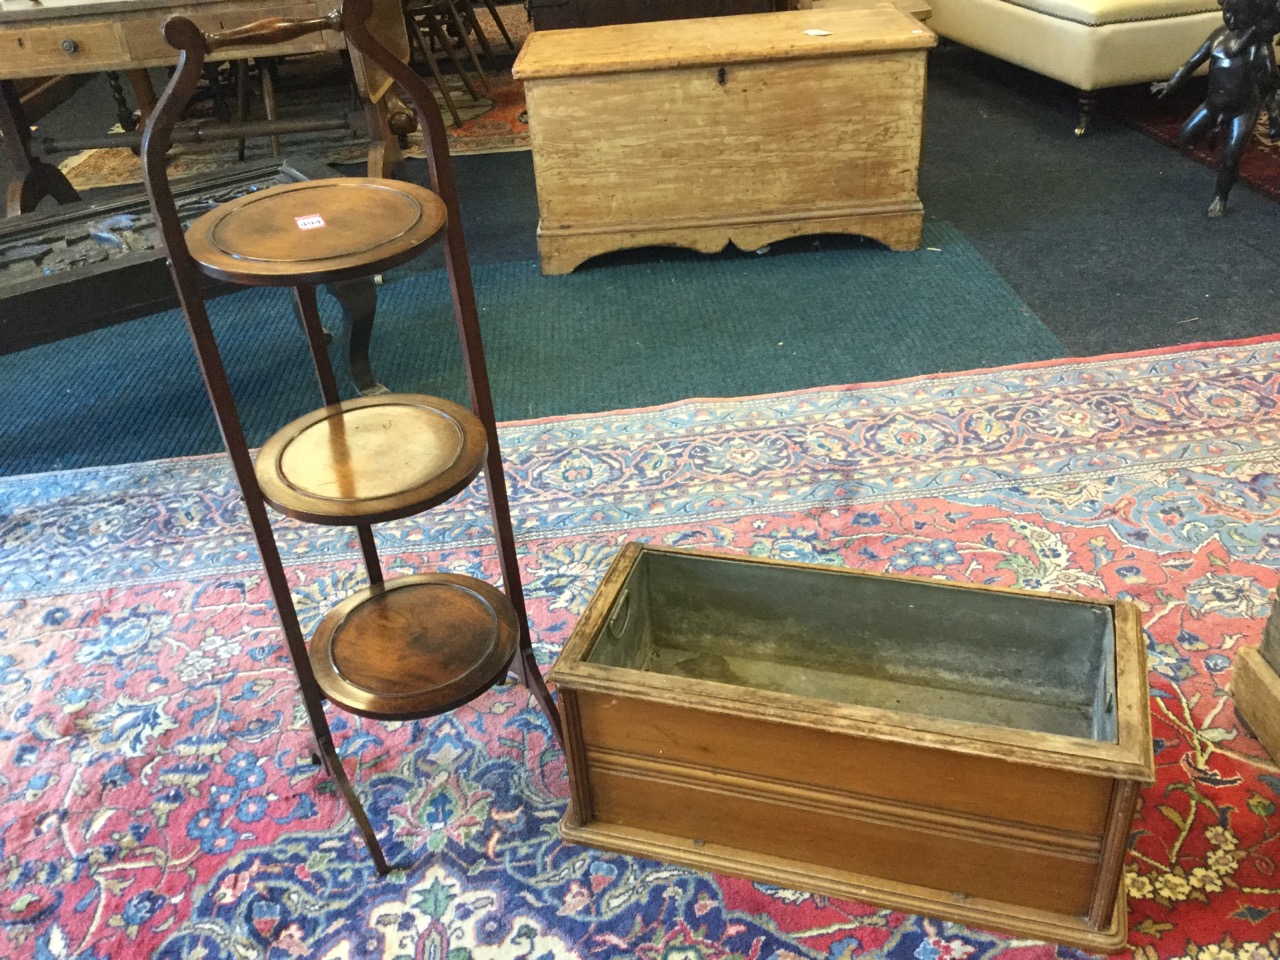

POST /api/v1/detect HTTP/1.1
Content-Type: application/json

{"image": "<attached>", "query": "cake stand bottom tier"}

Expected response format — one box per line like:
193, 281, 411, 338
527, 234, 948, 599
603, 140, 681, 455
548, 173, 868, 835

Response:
309, 572, 519, 719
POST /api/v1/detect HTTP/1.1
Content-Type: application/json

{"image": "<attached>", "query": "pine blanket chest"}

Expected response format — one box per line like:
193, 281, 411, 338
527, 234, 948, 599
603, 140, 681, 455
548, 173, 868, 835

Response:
550, 544, 1154, 951
512, 6, 937, 274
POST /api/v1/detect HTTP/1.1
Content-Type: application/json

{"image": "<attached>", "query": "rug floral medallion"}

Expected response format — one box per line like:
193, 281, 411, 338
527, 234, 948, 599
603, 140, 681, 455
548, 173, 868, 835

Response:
2, 339, 1279, 959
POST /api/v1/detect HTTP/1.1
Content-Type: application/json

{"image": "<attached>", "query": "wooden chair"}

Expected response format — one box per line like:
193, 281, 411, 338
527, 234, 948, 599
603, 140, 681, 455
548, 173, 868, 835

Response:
403, 0, 491, 126
470, 0, 518, 55
140, 0, 560, 875
452, 0, 518, 71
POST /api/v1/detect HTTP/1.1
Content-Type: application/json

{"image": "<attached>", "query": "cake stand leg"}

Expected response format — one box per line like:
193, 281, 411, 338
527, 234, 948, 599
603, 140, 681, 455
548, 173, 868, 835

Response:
312, 719, 392, 875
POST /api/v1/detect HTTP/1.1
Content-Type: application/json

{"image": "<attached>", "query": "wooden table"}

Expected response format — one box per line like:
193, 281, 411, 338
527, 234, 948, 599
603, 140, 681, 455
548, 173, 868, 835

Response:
0, 0, 410, 217
513, 6, 937, 275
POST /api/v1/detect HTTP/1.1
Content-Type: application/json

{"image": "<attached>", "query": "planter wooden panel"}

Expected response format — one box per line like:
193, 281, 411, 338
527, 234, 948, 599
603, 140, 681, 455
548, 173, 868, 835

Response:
550, 543, 1154, 952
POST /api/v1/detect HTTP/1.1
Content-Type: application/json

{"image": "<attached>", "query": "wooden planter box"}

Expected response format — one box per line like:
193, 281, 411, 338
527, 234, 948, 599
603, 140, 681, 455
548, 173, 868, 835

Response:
551, 544, 1154, 952
512, 6, 936, 274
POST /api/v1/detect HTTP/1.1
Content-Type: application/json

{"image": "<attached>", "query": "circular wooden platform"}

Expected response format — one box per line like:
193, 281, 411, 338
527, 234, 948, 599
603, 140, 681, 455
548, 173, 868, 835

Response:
255, 393, 487, 524
309, 572, 519, 719
186, 178, 448, 285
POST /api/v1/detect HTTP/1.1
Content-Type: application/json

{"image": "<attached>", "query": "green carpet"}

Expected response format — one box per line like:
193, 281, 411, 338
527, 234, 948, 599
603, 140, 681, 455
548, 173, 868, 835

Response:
1, 219, 1063, 475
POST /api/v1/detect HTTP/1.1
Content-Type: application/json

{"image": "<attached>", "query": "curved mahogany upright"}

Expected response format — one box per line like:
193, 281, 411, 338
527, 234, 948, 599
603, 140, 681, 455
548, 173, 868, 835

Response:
140, 0, 560, 875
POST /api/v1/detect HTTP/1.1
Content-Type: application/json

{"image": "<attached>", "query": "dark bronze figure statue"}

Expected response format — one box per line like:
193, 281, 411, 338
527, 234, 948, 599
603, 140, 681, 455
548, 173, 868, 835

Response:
1152, 0, 1278, 217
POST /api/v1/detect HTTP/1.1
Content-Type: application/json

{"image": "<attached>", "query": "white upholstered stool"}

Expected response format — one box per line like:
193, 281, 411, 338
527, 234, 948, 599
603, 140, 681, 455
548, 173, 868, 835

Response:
928, 0, 1221, 133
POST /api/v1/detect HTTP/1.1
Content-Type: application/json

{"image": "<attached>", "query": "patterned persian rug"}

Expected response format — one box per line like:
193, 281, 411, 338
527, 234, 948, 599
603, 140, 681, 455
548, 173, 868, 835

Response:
3, 338, 1280, 959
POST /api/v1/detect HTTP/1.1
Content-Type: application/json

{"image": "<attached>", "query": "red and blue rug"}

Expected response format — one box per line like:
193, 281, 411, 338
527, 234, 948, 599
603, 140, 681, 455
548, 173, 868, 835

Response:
2, 337, 1279, 959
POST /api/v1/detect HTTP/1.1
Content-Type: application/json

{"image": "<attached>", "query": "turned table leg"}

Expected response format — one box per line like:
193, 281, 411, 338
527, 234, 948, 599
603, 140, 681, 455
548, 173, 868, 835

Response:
327, 277, 390, 396
126, 69, 158, 126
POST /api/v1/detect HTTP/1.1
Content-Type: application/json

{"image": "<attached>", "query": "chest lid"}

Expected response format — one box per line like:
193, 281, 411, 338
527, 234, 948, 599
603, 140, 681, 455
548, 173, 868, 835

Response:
512, 5, 936, 81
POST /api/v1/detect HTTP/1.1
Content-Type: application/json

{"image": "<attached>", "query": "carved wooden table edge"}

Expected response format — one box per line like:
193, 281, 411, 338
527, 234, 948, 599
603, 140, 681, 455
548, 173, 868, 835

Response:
0, 155, 389, 395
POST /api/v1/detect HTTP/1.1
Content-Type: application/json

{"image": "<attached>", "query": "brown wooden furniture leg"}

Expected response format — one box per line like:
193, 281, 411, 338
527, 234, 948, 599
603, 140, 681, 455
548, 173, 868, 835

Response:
227, 60, 283, 159
364, 98, 403, 179
327, 277, 391, 396
311, 709, 392, 873
2, 80, 80, 217
1232, 648, 1280, 760
405, 4, 467, 125
459, 0, 501, 70
260, 60, 282, 156
477, 0, 517, 51
408, 0, 488, 100
106, 72, 138, 130
126, 69, 159, 126
235, 60, 251, 160
444, 0, 493, 94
